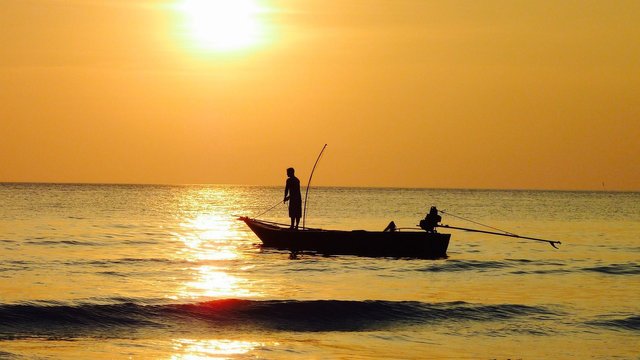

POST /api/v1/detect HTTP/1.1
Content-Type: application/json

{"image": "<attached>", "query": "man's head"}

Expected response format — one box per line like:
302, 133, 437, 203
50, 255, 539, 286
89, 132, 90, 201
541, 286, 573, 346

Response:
287, 167, 295, 177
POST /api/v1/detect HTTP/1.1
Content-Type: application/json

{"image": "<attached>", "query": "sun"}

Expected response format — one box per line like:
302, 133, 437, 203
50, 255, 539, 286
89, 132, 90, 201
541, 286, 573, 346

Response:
177, 0, 265, 52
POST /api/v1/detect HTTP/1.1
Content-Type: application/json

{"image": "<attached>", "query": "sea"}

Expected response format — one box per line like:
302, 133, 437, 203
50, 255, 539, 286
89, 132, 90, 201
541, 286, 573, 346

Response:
0, 183, 638, 359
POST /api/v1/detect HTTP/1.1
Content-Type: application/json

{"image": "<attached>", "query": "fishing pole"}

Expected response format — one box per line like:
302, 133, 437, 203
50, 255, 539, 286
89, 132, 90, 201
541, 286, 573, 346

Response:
302, 144, 327, 229
439, 210, 516, 236
253, 198, 284, 219
437, 224, 562, 249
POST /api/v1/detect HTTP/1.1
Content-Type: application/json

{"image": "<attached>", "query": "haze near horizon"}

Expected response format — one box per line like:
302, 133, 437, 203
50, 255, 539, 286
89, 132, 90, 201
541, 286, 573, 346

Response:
1, 0, 639, 191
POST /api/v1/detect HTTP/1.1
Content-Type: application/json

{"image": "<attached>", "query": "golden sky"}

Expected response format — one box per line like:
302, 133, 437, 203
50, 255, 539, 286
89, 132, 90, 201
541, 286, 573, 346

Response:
1, 0, 639, 190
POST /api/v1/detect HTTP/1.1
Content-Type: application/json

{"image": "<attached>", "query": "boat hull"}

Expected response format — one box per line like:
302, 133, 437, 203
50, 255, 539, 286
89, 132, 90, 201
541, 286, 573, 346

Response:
241, 217, 450, 259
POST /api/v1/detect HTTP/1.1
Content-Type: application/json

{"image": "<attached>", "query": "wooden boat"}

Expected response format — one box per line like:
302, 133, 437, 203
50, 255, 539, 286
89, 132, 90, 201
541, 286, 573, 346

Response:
240, 203, 561, 258
242, 144, 560, 258
239, 214, 450, 259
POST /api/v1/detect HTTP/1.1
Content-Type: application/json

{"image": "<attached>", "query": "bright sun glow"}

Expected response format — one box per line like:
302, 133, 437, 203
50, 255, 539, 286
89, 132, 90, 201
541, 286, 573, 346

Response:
178, 0, 265, 52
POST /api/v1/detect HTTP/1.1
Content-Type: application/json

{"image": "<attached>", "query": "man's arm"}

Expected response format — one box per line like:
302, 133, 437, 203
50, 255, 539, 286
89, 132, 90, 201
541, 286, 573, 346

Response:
284, 179, 290, 202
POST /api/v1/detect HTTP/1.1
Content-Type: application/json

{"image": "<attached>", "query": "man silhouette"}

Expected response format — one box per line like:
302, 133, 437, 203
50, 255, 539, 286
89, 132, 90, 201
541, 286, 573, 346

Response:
283, 167, 302, 229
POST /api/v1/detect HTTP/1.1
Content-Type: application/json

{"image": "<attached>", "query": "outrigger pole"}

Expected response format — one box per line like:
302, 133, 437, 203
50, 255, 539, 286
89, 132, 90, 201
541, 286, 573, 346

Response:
302, 144, 327, 229
437, 224, 562, 249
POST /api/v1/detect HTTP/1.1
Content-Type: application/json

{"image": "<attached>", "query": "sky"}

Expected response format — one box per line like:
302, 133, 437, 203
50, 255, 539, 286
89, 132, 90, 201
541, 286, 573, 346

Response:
1, 0, 639, 190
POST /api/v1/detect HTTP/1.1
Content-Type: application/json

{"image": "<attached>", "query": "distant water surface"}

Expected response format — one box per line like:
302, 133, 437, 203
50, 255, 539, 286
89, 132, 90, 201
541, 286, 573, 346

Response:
0, 184, 638, 359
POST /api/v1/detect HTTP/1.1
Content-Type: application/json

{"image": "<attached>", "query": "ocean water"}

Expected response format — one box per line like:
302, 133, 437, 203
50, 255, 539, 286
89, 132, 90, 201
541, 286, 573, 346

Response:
0, 183, 638, 359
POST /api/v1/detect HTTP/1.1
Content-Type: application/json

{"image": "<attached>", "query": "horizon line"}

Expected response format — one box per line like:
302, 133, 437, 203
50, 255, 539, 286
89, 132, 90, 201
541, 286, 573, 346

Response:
1, 181, 637, 193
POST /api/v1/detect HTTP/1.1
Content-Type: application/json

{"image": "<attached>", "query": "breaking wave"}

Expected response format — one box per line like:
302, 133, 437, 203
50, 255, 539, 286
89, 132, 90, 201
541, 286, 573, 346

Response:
0, 299, 557, 336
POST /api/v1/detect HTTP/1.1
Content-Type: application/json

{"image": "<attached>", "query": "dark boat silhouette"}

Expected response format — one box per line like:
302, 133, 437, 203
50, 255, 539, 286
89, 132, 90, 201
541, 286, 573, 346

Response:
239, 210, 450, 259
240, 204, 562, 258
241, 146, 560, 259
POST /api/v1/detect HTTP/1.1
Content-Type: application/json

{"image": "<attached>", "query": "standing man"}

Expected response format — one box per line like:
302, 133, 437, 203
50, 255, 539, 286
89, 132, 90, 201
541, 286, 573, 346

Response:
283, 167, 302, 230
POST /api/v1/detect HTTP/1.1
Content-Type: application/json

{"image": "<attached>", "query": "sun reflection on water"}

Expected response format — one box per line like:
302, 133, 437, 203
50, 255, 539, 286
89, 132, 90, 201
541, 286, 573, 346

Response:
178, 213, 244, 261
180, 266, 254, 299
171, 339, 270, 360
172, 194, 261, 299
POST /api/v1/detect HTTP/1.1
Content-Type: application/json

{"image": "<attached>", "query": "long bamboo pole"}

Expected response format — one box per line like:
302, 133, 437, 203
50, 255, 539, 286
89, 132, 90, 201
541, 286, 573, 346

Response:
302, 144, 327, 229
437, 224, 562, 248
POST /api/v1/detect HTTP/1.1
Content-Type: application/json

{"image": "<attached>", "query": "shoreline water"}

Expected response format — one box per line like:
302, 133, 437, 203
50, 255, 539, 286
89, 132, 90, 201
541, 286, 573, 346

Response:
1, 184, 638, 358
